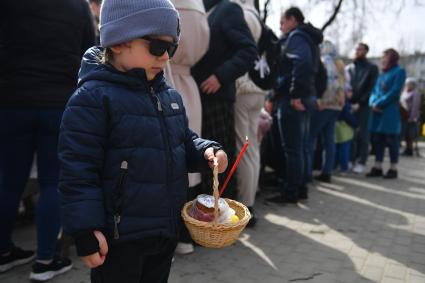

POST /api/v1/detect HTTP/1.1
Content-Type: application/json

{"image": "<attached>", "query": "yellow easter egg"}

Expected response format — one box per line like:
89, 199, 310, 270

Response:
231, 214, 239, 223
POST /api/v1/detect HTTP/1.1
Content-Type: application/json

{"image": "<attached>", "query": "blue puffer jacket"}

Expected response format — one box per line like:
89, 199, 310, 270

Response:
58, 47, 220, 243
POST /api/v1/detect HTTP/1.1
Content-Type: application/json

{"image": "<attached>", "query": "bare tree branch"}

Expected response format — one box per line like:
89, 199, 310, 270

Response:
321, 0, 344, 32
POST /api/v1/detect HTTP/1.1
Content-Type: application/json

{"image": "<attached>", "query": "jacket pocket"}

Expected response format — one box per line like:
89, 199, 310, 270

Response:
111, 160, 128, 240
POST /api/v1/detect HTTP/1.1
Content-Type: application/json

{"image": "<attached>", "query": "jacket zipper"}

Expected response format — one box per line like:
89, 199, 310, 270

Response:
113, 160, 128, 240
149, 87, 175, 234
149, 87, 172, 182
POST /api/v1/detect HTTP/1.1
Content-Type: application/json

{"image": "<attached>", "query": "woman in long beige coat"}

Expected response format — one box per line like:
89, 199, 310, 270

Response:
167, 0, 210, 255
232, 0, 266, 227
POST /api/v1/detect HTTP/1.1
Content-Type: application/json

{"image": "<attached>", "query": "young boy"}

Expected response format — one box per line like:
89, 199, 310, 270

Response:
58, 0, 228, 282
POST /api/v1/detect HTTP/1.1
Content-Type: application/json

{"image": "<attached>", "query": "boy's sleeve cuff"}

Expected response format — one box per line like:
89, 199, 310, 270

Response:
212, 146, 222, 155
74, 231, 100, 257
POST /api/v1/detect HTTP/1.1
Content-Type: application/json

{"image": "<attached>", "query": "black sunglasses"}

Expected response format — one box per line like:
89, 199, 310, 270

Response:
141, 37, 178, 58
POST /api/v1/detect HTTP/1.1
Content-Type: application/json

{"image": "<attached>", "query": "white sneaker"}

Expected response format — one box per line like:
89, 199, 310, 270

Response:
174, 242, 194, 255
352, 164, 365, 174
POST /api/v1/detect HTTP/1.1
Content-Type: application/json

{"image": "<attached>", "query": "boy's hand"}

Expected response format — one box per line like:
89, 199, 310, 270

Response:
81, 230, 108, 269
204, 147, 228, 173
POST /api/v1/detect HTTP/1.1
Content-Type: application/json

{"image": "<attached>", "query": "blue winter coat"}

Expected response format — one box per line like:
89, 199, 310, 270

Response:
368, 65, 406, 134
58, 47, 220, 243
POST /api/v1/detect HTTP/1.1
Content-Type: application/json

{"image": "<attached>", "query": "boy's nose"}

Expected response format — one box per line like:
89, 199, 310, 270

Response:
158, 51, 169, 61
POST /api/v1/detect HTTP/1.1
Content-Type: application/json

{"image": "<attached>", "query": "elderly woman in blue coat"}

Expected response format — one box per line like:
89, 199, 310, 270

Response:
366, 48, 406, 179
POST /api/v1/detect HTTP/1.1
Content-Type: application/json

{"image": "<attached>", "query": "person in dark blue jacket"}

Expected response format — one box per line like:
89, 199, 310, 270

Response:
266, 7, 322, 204
58, 0, 228, 282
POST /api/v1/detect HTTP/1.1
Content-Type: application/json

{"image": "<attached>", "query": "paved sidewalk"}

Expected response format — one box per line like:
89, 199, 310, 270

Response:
1, 149, 425, 283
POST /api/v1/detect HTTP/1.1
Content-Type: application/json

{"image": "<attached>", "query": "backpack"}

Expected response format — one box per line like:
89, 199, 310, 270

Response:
315, 59, 328, 98
246, 10, 279, 90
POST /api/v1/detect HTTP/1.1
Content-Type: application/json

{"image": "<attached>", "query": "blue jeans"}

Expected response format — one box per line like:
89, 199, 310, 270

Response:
372, 133, 400, 164
307, 109, 340, 178
0, 109, 63, 260
334, 141, 352, 171
276, 97, 312, 200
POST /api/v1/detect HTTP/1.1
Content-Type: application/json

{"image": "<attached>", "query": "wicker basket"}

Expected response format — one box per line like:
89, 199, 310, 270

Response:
181, 158, 251, 248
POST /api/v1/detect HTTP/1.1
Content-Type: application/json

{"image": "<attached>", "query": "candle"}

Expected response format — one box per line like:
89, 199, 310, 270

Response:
219, 136, 249, 197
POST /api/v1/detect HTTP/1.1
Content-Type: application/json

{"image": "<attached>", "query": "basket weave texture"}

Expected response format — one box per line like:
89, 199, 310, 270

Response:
181, 158, 251, 248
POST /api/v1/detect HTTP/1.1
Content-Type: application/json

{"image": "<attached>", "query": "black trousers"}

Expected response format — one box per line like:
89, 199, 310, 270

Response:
91, 237, 177, 283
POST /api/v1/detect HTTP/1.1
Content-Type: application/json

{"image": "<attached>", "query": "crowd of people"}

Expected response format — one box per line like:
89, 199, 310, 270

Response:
0, 0, 422, 282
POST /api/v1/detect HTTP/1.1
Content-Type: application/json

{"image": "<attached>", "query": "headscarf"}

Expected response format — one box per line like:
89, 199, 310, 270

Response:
382, 48, 400, 72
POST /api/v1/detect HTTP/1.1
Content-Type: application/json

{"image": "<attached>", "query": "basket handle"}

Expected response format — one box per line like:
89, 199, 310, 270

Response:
212, 157, 219, 225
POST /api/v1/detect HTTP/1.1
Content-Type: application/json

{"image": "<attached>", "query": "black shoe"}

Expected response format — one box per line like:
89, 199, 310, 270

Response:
298, 192, 308, 200
402, 149, 413, 156
383, 169, 398, 179
29, 257, 72, 282
297, 185, 309, 200
0, 246, 35, 273
314, 173, 331, 183
366, 167, 383, 177
265, 194, 298, 204
247, 207, 257, 227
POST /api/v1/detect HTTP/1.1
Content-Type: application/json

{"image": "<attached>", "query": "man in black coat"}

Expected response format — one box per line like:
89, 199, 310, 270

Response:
0, 0, 95, 280
192, 0, 257, 199
346, 43, 378, 174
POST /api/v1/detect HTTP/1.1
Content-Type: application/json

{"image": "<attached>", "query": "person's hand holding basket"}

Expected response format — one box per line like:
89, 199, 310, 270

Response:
182, 141, 251, 248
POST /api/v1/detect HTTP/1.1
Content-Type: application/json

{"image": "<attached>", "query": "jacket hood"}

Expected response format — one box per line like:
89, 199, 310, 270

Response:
298, 23, 323, 45
78, 46, 166, 90
321, 40, 338, 58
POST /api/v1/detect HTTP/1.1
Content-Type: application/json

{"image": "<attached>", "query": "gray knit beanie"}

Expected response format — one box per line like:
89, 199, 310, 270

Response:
99, 0, 180, 47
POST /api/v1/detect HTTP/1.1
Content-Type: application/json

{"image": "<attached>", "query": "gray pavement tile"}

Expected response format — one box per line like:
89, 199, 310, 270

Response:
362, 266, 384, 282
384, 263, 408, 280
2, 150, 425, 282
408, 275, 425, 283
382, 277, 407, 283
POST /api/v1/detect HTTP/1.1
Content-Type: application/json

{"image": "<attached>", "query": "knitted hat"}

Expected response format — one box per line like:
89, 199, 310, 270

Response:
99, 0, 180, 47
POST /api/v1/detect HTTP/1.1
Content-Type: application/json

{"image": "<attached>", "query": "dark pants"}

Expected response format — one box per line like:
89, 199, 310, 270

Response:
307, 109, 340, 177
372, 133, 400, 164
276, 98, 311, 200
350, 106, 370, 165
402, 121, 419, 150
200, 97, 236, 199
0, 109, 62, 260
91, 238, 177, 283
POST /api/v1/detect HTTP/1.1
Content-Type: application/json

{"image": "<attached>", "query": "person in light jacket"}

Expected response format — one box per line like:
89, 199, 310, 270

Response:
232, 0, 266, 227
